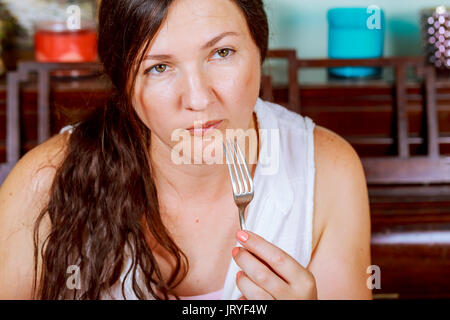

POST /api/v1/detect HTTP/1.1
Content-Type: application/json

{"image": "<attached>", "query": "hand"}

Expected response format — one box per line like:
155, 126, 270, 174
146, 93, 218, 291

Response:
232, 230, 318, 300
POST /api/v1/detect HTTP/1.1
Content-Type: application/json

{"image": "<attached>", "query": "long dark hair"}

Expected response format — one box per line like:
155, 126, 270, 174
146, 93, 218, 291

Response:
33, 0, 269, 300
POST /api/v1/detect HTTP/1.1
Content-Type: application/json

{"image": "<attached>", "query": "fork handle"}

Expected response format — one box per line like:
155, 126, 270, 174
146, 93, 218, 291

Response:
238, 206, 247, 231
236, 207, 247, 249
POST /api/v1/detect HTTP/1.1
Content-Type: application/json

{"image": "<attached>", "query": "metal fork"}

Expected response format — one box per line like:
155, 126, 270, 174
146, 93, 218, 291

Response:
223, 138, 255, 231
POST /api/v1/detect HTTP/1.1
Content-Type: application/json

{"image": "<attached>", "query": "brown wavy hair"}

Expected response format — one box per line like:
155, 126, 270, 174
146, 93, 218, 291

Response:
33, 0, 269, 300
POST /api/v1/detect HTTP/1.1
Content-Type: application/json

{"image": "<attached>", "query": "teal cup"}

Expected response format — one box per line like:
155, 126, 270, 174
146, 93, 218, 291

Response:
327, 7, 385, 77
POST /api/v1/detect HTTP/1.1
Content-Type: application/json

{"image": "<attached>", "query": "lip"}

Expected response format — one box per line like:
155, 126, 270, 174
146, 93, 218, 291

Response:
187, 120, 223, 136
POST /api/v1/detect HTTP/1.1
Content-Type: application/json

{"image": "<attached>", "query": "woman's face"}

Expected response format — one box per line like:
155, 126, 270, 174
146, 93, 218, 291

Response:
132, 0, 261, 163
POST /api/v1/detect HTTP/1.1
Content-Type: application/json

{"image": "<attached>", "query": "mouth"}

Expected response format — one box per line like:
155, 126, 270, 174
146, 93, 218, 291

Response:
186, 120, 223, 136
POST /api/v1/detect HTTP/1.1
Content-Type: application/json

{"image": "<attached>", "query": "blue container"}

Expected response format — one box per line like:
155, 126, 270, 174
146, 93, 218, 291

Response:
327, 7, 385, 77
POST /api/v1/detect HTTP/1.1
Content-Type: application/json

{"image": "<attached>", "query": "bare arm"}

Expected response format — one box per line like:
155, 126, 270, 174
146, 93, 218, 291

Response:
0, 133, 68, 299
307, 126, 372, 299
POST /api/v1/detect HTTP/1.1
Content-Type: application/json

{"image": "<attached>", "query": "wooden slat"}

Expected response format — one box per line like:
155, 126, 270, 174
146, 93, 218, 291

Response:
5, 72, 20, 164
296, 56, 425, 68
266, 49, 300, 113
394, 64, 409, 158
423, 66, 440, 158
37, 69, 50, 144
362, 157, 450, 184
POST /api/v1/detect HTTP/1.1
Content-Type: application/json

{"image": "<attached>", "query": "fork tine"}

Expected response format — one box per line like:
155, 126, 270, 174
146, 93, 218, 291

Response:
226, 139, 244, 194
223, 140, 239, 195
230, 139, 249, 194
234, 139, 254, 193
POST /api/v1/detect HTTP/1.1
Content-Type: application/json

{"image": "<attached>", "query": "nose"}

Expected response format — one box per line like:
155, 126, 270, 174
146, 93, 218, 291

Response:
181, 66, 214, 111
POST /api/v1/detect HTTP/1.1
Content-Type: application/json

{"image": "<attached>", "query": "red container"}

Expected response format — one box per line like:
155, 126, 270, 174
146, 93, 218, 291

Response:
34, 21, 97, 62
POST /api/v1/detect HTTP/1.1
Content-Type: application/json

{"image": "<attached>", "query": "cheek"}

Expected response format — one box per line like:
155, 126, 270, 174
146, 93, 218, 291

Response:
213, 60, 260, 120
133, 81, 179, 141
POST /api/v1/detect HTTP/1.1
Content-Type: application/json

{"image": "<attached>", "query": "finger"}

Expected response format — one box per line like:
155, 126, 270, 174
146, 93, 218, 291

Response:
238, 295, 247, 300
236, 230, 309, 284
233, 246, 291, 299
236, 271, 274, 300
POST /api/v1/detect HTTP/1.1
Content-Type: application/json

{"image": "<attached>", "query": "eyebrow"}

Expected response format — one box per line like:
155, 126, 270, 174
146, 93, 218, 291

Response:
144, 31, 239, 61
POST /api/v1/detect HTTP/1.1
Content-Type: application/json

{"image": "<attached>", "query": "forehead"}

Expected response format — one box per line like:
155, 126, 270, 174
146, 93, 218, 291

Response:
148, 0, 249, 52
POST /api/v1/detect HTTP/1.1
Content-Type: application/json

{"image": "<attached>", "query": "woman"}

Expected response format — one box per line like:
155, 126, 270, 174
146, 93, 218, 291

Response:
0, 0, 371, 300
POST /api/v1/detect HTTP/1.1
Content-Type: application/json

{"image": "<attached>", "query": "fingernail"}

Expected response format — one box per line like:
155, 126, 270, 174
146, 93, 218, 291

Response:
236, 230, 249, 242
236, 271, 243, 281
232, 247, 239, 258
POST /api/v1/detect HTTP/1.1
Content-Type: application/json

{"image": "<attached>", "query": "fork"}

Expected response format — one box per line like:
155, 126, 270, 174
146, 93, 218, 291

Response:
223, 138, 255, 231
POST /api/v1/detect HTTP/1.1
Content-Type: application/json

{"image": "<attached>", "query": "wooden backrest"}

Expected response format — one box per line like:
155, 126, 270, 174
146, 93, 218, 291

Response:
262, 49, 300, 114
260, 50, 450, 185
0, 62, 101, 185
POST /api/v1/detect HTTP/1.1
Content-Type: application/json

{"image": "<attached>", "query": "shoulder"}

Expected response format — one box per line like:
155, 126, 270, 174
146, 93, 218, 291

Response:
311, 124, 370, 249
0, 131, 70, 226
0, 132, 70, 298
313, 125, 368, 212
1, 132, 70, 201
309, 126, 372, 299
313, 125, 364, 178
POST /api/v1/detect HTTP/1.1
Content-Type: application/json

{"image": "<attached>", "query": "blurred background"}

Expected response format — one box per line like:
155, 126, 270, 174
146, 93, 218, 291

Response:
0, 0, 450, 299
266, 0, 446, 57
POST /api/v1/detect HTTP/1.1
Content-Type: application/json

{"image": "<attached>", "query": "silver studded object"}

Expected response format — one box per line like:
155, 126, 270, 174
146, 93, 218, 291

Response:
421, 6, 450, 69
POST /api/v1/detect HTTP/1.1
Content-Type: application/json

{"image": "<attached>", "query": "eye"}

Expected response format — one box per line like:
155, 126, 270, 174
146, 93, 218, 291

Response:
144, 64, 169, 76
213, 48, 235, 59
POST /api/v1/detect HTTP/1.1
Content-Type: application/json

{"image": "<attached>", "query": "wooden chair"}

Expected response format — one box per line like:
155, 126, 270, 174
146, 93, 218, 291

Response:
261, 51, 450, 187
0, 61, 101, 185
262, 49, 300, 114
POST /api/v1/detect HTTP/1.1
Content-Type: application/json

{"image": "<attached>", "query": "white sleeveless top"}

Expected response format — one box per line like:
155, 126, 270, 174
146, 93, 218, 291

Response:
59, 97, 316, 300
